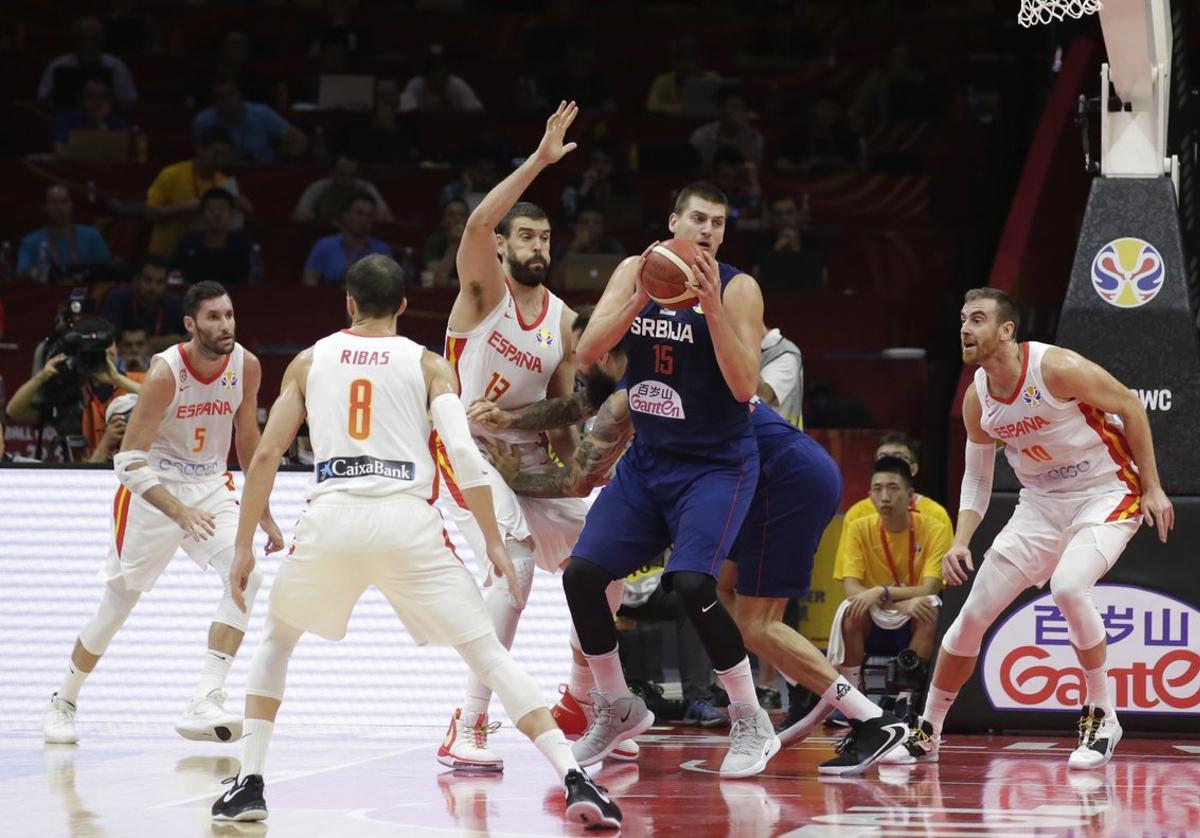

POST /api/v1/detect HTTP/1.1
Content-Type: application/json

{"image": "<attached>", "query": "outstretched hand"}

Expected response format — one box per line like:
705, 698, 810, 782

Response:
533, 101, 579, 166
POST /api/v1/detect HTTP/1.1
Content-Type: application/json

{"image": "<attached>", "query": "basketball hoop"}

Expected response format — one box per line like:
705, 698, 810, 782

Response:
1018, 0, 1103, 28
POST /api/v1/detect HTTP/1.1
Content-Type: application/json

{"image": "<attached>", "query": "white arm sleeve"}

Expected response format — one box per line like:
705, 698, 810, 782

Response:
959, 440, 996, 518
430, 393, 490, 491
113, 449, 162, 496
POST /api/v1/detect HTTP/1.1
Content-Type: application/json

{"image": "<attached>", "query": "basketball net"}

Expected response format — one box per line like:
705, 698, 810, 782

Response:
1017, 0, 1102, 27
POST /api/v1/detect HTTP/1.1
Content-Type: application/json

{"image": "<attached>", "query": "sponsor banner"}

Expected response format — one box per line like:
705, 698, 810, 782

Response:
982, 585, 1199, 715
629, 380, 686, 420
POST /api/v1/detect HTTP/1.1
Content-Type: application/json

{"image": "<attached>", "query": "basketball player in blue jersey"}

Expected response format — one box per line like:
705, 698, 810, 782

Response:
555, 181, 776, 778
477, 307, 911, 776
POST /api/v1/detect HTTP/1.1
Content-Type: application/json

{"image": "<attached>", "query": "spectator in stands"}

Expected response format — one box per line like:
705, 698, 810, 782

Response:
852, 43, 929, 122
292, 155, 394, 226
338, 78, 418, 166
170, 188, 253, 286
753, 194, 805, 274
146, 126, 250, 257
292, 30, 355, 106
101, 256, 186, 353
646, 38, 721, 115
302, 192, 393, 286
439, 150, 499, 210
690, 88, 764, 169
423, 198, 467, 287
5, 316, 143, 463
759, 323, 804, 428
560, 142, 632, 223
17, 186, 112, 283
189, 27, 269, 109
38, 17, 138, 106
400, 49, 484, 113
550, 206, 626, 270
52, 75, 130, 157
777, 92, 865, 173
833, 456, 946, 718
710, 148, 762, 230
192, 75, 309, 164
116, 326, 150, 374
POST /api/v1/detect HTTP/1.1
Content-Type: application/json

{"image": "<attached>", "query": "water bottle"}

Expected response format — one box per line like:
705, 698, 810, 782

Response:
249, 243, 264, 285
401, 246, 422, 288
36, 240, 52, 283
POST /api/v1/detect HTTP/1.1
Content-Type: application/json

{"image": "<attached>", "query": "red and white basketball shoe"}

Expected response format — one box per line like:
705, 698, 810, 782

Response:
552, 685, 640, 761
437, 708, 504, 772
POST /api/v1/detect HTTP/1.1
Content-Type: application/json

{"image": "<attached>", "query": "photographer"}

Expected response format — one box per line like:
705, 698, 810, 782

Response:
6, 316, 143, 462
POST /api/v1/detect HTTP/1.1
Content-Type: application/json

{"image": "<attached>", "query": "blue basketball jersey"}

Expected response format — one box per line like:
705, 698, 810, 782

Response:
623, 261, 752, 455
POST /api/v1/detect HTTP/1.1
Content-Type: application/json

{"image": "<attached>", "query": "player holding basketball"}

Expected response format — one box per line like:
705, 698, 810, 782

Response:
42, 281, 283, 746
210, 255, 620, 829
482, 306, 909, 775
882, 287, 1173, 769
434, 102, 601, 772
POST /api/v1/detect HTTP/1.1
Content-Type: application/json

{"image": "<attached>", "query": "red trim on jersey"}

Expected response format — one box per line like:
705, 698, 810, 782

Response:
432, 434, 469, 509
427, 431, 440, 504
990, 343, 1029, 405
112, 486, 132, 556
1079, 403, 1143, 521
339, 329, 399, 338
178, 343, 231, 385
444, 336, 468, 383
505, 281, 551, 331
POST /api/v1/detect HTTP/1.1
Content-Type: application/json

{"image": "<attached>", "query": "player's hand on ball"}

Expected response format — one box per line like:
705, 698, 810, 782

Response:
534, 100, 579, 166
230, 545, 256, 613
690, 249, 722, 311
485, 540, 525, 610
174, 504, 216, 540
261, 513, 285, 554
1140, 486, 1174, 543
942, 544, 975, 586
468, 397, 513, 431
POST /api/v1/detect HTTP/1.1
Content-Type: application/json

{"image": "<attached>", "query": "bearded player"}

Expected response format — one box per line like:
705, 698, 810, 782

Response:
42, 281, 282, 746
882, 287, 1173, 770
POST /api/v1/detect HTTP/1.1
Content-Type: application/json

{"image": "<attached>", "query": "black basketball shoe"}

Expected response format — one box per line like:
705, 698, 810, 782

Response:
564, 769, 622, 830
211, 774, 267, 822
818, 712, 909, 776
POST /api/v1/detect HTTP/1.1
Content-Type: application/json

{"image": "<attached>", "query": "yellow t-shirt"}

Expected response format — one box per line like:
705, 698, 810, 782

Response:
146, 160, 229, 256
833, 493, 952, 579
835, 511, 950, 588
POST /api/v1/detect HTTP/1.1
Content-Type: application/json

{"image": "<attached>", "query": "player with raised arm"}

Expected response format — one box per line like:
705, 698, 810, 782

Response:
42, 281, 282, 746
435, 102, 604, 771
209, 255, 620, 829
882, 287, 1174, 770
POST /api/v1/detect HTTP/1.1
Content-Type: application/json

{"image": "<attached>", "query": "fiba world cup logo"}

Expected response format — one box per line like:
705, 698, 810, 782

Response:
1090, 238, 1165, 309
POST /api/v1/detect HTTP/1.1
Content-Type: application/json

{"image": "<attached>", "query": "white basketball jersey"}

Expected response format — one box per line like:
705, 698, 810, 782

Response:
445, 284, 565, 447
149, 343, 244, 482
975, 341, 1141, 498
305, 331, 436, 501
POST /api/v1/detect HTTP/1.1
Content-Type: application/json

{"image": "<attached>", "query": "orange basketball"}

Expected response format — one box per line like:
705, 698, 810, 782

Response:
640, 239, 703, 310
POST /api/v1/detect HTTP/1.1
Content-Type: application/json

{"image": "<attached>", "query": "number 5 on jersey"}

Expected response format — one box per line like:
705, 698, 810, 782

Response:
349, 378, 373, 440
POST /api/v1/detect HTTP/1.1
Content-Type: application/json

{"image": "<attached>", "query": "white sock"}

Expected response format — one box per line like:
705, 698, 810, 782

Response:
585, 648, 632, 701
837, 664, 862, 686
463, 688, 492, 718
822, 675, 884, 721
568, 659, 595, 702
1084, 665, 1114, 716
534, 728, 579, 782
240, 718, 274, 778
58, 661, 89, 704
195, 649, 234, 699
922, 686, 957, 736
715, 657, 758, 707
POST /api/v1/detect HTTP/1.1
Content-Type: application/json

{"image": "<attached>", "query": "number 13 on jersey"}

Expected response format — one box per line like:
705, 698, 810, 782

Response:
348, 378, 373, 440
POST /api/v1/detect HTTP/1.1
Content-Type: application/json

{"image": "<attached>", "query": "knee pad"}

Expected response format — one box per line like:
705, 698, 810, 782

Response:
1049, 578, 1105, 651
563, 557, 614, 604
670, 571, 719, 617
941, 551, 1029, 657
79, 577, 141, 656
214, 568, 263, 633
245, 618, 302, 701
456, 633, 544, 722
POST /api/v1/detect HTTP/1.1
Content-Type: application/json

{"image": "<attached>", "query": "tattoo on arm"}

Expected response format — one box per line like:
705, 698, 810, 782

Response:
508, 391, 591, 431
510, 394, 633, 498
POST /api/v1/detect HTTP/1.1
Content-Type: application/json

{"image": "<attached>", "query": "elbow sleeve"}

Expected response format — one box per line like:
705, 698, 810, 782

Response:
430, 393, 490, 490
959, 440, 995, 518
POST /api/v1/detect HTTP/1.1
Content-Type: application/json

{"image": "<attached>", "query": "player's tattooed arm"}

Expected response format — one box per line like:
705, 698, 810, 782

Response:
469, 391, 593, 433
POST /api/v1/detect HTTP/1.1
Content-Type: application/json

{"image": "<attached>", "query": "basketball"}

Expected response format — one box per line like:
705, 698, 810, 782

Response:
640, 239, 704, 310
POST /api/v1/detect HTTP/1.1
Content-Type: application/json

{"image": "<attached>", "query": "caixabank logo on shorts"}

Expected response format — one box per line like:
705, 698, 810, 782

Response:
1091, 238, 1165, 309
981, 585, 1200, 714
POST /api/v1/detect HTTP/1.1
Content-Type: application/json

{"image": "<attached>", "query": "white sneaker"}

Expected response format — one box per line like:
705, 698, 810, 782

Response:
719, 703, 781, 779
571, 690, 654, 768
879, 717, 940, 765
1069, 705, 1122, 770
175, 689, 243, 743
437, 708, 504, 772
43, 693, 79, 744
